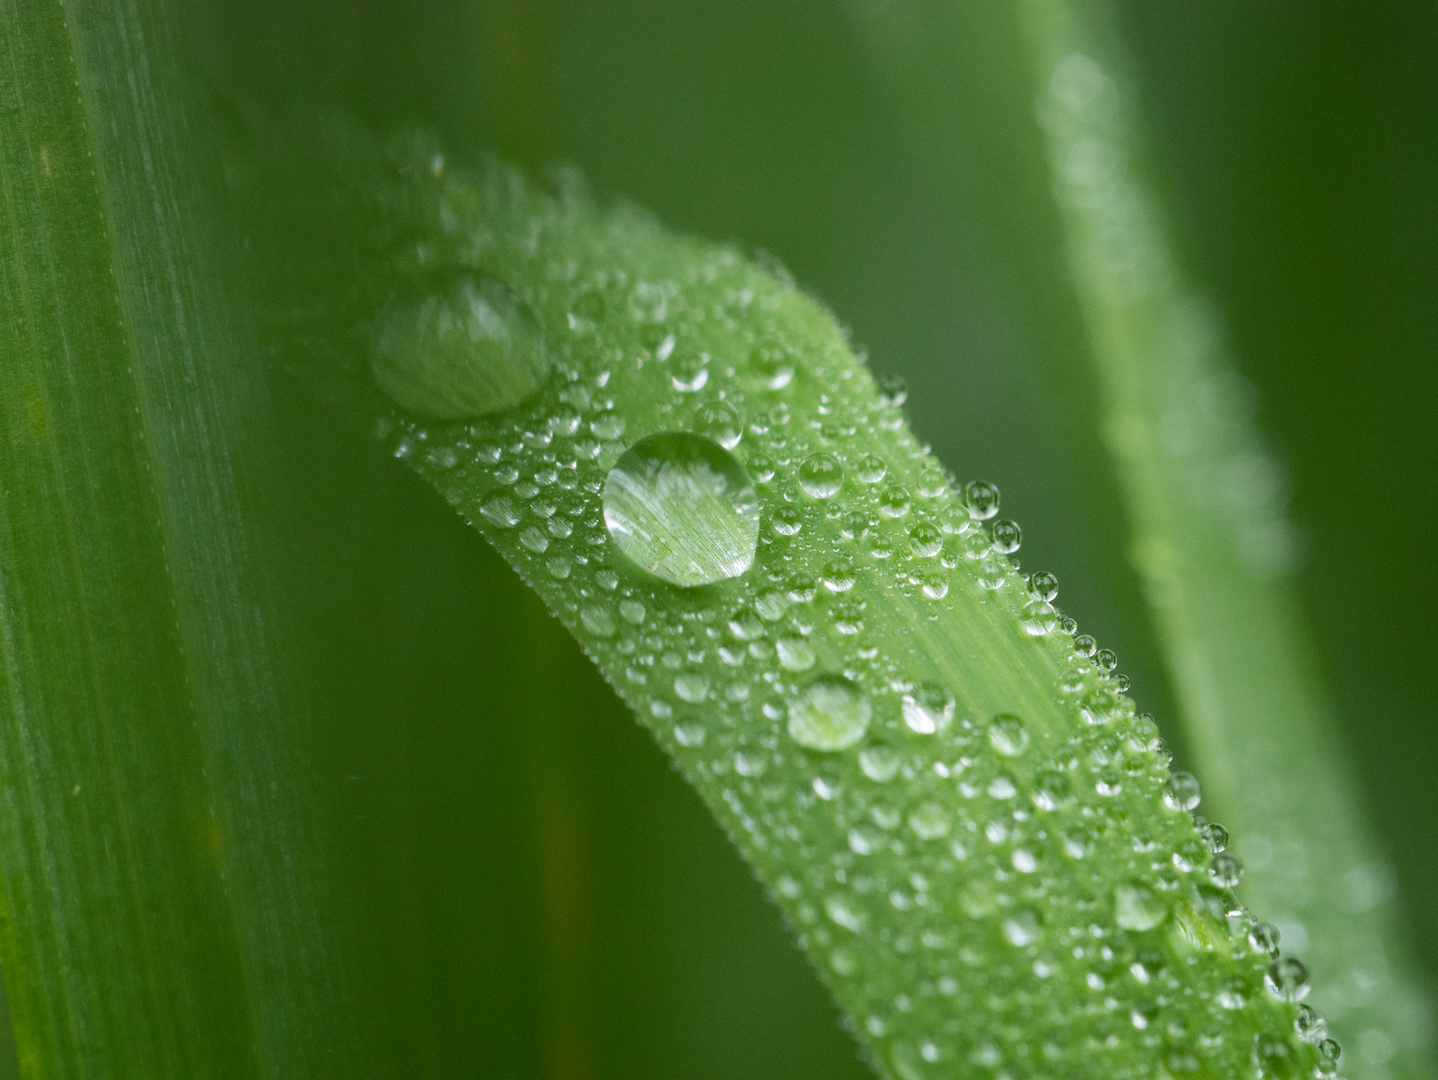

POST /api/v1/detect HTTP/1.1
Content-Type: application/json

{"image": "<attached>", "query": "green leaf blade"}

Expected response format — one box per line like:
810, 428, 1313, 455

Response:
0, 3, 360, 1076
351, 139, 1320, 1079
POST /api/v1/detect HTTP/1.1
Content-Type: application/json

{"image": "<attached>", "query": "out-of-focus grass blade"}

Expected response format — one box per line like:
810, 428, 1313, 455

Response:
0, 2, 358, 1075
1016, 2, 1436, 1075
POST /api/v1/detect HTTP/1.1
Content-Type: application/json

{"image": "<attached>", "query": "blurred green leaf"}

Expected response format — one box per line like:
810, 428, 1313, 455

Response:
0, 2, 359, 1075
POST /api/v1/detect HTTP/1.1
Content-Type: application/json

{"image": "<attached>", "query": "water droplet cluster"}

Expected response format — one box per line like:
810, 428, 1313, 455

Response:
367, 139, 1323, 1079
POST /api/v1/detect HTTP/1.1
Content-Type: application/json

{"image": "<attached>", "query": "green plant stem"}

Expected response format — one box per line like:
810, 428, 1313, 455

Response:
0, 2, 357, 1075
1017, 1, 1435, 1075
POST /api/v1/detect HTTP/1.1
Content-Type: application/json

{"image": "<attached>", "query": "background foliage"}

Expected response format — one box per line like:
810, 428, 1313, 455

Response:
0, 1, 1433, 1077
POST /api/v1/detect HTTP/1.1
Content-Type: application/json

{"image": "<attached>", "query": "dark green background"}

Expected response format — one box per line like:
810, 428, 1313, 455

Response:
4, 2, 1433, 1076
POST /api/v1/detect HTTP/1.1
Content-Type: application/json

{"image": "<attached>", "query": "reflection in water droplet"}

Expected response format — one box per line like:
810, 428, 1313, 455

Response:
799, 453, 844, 499
856, 454, 888, 484
370, 275, 549, 419
788, 675, 872, 751
1028, 570, 1059, 601
965, 480, 1000, 520
991, 519, 1022, 554
603, 432, 760, 587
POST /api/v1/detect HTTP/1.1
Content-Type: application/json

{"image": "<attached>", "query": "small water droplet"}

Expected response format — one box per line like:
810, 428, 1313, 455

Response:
480, 493, 521, 528
772, 505, 804, 536
1003, 909, 1041, 947
370, 275, 549, 419
988, 714, 1030, 756
1028, 570, 1059, 601
877, 372, 908, 406
673, 721, 707, 747
1265, 956, 1310, 1002
1251, 1033, 1300, 1079
671, 351, 710, 392
694, 400, 744, 449
821, 558, 857, 592
777, 635, 817, 672
747, 453, 776, 483
674, 672, 710, 703
1249, 922, 1281, 956
1210, 852, 1244, 888
728, 607, 765, 640
580, 605, 616, 638
788, 675, 872, 751
919, 572, 949, 600
991, 519, 1022, 554
1295, 1005, 1328, 1044
799, 453, 844, 499
1114, 882, 1167, 930
855, 453, 887, 484
858, 743, 901, 782
1201, 820, 1229, 853
964, 480, 1000, 520
750, 345, 795, 389
603, 432, 760, 587
1164, 772, 1201, 812
878, 485, 912, 518
628, 281, 668, 323
909, 802, 950, 840
909, 522, 943, 557
825, 894, 864, 932
1032, 770, 1071, 811
733, 751, 766, 777
902, 683, 955, 735
1021, 599, 1058, 636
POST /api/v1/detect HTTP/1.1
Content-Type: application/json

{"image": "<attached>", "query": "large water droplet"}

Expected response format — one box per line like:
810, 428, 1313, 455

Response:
370, 275, 548, 419
603, 432, 760, 587
788, 675, 872, 751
